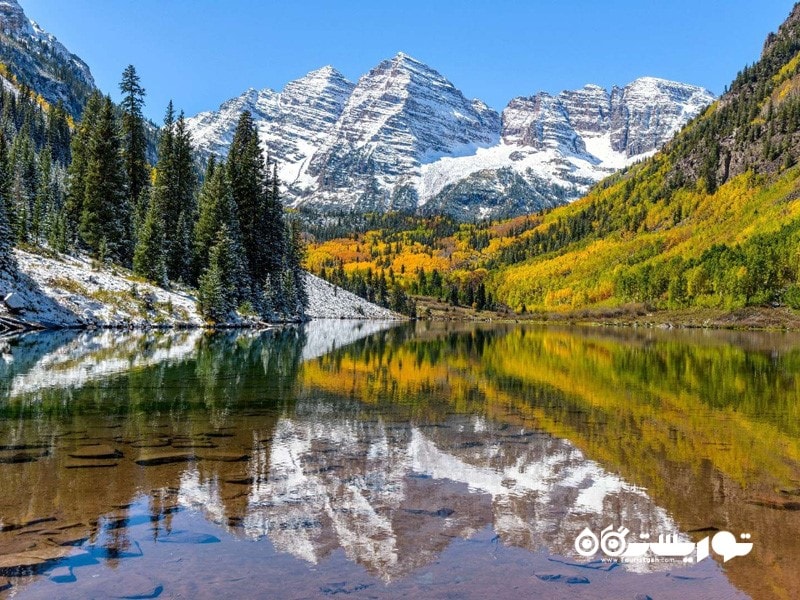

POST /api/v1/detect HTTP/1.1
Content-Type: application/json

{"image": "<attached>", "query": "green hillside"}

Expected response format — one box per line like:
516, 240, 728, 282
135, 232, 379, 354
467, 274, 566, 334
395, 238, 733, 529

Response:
490, 4, 800, 313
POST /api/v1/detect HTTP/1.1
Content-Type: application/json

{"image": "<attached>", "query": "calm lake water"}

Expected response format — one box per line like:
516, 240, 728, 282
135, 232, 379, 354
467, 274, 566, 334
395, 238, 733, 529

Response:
0, 321, 798, 599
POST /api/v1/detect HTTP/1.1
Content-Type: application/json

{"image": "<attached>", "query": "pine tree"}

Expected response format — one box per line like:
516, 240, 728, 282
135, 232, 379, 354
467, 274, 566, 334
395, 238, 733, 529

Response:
194, 156, 228, 277
10, 125, 36, 242
0, 189, 15, 274
198, 225, 241, 323
133, 190, 166, 284
264, 162, 287, 277
151, 103, 196, 283
198, 248, 227, 322
168, 112, 196, 282
80, 95, 131, 263
32, 145, 53, 244
46, 101, 72, 165
0, 131, 12, 240
193, 158, 249, 305
285, 218, 307, 315
228, 110, 271, 292
65, 91, 102, 247
119, 65, 150, 229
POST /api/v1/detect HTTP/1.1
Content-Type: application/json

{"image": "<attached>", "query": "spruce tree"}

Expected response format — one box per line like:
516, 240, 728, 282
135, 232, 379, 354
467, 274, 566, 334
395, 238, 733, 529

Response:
193, 156, 226, 278
32, 145, 52, 244
285, 219, 307, 315
228, 110, 270, 292
0, 131, 12, 240
0, 189, 15, 275
46, 101, 72, 165
193, 159, 249, 305
168, 112, 196, 282
133, 190, 166, 284
10, 125, 36, 242
119, 65, 150, 229
198, 225, 241, 323
265, 162, 288, 276
65, 91, 102, 247
151, 103, 196, 283
80, 95, 131, 263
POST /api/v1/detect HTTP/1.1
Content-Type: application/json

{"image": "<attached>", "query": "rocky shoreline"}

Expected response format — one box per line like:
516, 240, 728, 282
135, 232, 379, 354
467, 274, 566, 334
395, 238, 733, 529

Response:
0, 250, 402, 333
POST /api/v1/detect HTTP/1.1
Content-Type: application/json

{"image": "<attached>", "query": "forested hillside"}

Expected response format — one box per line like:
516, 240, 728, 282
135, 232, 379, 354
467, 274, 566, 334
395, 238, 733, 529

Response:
309, 4, 800, 317
0, 63, 307, 324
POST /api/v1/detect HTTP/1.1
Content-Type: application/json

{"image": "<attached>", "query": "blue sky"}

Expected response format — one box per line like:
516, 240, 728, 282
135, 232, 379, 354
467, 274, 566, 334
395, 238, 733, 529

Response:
22, 0, 797, 122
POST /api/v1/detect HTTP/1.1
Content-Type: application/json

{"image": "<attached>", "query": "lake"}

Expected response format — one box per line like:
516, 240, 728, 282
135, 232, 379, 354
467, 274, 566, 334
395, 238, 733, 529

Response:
0, 321, 798, 599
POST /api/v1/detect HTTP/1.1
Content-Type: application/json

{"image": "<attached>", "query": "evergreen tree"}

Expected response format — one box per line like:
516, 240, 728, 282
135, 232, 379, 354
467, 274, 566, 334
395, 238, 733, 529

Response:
133, 190, 166, 284
194, 157, 229, 276
46, 101, 72, 165
80, 95, 131, 263
0, 131, 12, 239
198, 225, 241, 322
9, 125, 35, 241
151, 103, 196, 283
0, 189, 15, 274
228, 110, 273, 292
283, 219, 307, 315
264, 162, 287, 276
65, 91, 102, 247
119, 65, 150, 228
193, 158, 249, 305
32, 145, 52, 244
168, 112, 196, 282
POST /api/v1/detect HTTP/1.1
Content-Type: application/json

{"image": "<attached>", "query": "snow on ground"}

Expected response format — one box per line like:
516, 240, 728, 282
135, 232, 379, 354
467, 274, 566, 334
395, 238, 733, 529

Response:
0, 249, 203, 328
416, 142, 608, 204
304, 273, 403, 320
0, 250, 399, 329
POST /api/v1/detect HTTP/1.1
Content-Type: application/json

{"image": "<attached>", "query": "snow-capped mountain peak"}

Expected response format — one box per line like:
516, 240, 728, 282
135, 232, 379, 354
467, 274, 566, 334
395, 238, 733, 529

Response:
185, 56, 714, 220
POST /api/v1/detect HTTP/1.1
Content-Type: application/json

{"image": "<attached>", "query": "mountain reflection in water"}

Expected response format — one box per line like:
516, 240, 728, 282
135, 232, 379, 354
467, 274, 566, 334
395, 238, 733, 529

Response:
0, 321, 797, 599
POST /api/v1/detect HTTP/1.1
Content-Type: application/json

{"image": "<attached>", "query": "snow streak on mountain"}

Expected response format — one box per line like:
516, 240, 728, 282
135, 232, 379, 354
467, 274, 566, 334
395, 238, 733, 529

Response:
187, 54, 714, 220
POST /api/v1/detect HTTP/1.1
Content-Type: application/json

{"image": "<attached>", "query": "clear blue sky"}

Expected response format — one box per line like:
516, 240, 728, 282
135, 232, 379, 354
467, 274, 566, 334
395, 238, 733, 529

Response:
21, 0, 798, 122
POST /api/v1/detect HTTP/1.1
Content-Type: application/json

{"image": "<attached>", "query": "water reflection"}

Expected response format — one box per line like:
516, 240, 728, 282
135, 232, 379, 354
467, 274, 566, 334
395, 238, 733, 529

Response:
0, 322, 798, 598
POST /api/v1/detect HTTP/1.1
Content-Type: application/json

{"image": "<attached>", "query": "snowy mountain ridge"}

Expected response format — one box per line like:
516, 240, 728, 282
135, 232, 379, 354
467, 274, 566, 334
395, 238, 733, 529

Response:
186, 54, 714, 220
0, 0, 95, 116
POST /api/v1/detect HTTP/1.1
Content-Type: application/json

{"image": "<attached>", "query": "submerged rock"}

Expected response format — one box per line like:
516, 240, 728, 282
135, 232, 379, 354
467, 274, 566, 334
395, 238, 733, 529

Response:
134, 452, 194, 466
65, 460, 119, 469
68, 445, 123, 459
48, 565, 76, 583
0, 546, 76, 572
197, 452, 249, 462
157, 530, 220, 545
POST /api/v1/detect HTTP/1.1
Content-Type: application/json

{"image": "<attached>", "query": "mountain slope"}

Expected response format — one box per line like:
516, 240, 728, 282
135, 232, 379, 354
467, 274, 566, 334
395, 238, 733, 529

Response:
305, 4, 800, 319
186, 56, 712, 220
0, 0, 95, 117
489, 3, 800, 313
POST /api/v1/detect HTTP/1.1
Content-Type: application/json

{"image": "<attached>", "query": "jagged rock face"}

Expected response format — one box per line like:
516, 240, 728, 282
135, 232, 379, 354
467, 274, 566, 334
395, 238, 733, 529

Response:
186, 53, 714, 221
188, 67, 354, 187
502, 93, 587, 155
607, 77, 714, 157
0, 0, 95, 117
306, 53, 499, 189
558, 84, 612, 135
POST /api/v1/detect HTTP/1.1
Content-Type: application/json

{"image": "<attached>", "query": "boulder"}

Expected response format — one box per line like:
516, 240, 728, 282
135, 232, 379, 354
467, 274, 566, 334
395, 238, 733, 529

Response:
3, 292, 25, 313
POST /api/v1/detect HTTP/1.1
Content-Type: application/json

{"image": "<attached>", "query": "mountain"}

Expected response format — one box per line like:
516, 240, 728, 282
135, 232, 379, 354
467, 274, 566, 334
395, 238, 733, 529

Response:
186, 54, 713, 220
0, 0, 95, 117
485, 3, 800, 313
307, 4, 800, 317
